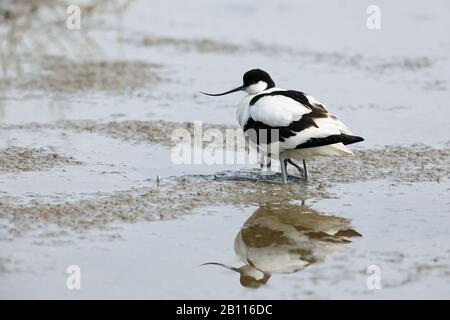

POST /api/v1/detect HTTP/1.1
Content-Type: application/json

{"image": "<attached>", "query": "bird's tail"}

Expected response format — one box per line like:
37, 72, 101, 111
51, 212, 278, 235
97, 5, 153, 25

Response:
328, 142, 354, 156
286, 142, 354, 160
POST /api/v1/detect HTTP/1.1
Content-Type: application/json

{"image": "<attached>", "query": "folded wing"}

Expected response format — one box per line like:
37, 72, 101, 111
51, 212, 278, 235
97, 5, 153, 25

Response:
244, 90, 364, 149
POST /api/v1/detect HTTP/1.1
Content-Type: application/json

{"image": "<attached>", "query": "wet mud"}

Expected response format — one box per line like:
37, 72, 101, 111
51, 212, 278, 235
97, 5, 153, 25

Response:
0, 138, 447, 234
0, 57, 163, 93
0, 146, 81, 173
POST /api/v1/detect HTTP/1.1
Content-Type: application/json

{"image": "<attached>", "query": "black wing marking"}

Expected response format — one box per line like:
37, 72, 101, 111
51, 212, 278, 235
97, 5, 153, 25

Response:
295, 134, 364, 149
243, 104, 328, 144
249, 90, 313, 108
245, 90, 364, 148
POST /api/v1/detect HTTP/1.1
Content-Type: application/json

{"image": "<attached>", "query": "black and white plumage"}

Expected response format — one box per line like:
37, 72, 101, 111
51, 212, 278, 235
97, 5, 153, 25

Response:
202, 69, 364, 184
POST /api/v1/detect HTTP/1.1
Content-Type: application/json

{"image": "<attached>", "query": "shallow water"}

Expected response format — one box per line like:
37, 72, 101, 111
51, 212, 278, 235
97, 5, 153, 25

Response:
1, 181, 449, 299
0, 0, 449, 299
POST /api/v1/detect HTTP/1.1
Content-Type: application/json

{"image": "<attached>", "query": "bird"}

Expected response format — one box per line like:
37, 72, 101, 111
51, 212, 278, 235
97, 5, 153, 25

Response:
201, 69, 364, 184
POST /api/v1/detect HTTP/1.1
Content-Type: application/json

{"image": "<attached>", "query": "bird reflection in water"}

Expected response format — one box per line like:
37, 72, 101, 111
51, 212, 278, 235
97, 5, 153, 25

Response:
202, 202, 361, 288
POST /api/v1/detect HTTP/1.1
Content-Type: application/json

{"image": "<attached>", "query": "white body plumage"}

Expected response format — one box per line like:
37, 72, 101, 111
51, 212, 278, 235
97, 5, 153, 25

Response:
237, 87, 355, 160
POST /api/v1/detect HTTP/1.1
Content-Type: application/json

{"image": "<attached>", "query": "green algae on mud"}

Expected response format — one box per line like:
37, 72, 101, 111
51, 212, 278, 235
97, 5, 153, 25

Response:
0, 120, 237, 147
0, 57, 164, 93
0, 146, 81, 173
313, 145, 450, 184
0, 120, 449, 234
122, 34, 438, 72
138, 36, 241, 53
0, 175, 323, 234
1, 140, 448, 234
3, 120, 449, 182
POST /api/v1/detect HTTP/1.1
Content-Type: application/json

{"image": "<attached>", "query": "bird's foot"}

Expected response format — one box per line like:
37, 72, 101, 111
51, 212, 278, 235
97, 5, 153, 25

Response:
214, 172, 302, 184
213, 173, 287, 184
267, 172, 303, 182
214, 175, 260, 182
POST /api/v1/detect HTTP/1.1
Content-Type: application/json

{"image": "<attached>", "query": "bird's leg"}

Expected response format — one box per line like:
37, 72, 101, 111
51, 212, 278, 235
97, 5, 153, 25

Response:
259, 161, 264, 176
266, 153, 272, 175
303, 160, 308, 182
259, 147, 264, 178
259, 152, 278, 182
258, 147, 269, 179
279, 153, 288, 184
214, 175, 261, 182
283, 158, 288, 174
282, 158, 309, 182
259, 149, 276, 181
285, 159, 303, 175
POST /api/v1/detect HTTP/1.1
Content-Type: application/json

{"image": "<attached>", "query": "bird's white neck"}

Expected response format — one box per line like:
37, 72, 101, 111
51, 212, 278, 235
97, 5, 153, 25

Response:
246, 86, 283, 97
245, 81, 269, 95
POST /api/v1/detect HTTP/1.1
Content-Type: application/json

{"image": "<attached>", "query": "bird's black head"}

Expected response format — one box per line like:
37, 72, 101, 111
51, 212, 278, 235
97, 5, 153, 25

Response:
242, 69, 275, 92
201, 68, 275, 97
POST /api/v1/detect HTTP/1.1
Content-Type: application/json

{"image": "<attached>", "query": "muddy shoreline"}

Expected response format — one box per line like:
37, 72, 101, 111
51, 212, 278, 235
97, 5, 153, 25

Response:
1, 131, 448, 234
0, 146, 81, 173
